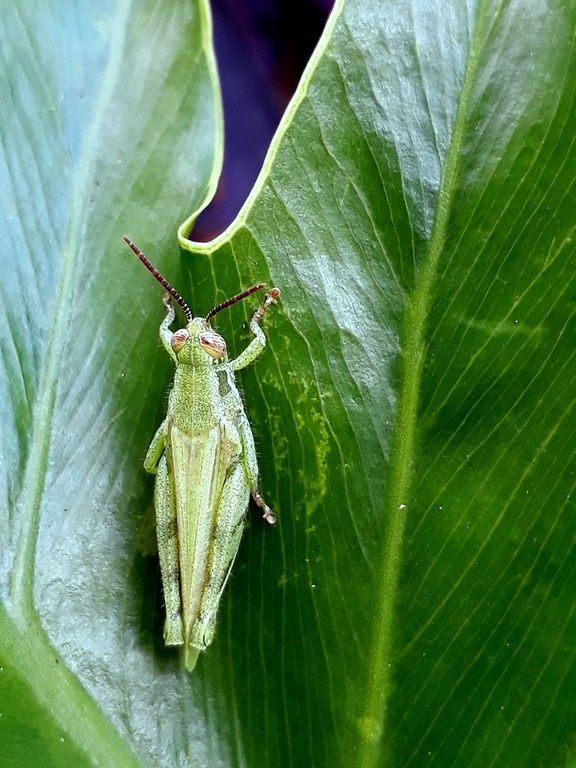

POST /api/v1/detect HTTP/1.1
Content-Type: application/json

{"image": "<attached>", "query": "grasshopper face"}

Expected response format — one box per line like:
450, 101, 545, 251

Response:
170, 317, 228, 364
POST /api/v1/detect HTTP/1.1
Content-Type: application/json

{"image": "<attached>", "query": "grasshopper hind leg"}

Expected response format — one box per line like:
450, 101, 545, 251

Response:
155, 455, 184, 646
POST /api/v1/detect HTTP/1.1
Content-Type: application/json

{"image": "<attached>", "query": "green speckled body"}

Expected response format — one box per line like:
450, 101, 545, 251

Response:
144, 299, 277, 671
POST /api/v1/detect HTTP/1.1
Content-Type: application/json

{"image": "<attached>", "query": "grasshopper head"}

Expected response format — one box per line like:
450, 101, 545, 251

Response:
170, 317, 227, 365
122, 238, 268, 367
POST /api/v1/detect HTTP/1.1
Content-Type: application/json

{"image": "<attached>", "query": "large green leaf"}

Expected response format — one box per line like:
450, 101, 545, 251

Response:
1, 1, 575, 767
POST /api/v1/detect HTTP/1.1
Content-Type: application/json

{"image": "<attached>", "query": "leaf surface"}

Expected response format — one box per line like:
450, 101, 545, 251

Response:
1, 1, 576, 767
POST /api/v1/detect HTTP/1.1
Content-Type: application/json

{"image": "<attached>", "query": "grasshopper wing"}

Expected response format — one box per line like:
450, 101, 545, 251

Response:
169, 420, 249, 667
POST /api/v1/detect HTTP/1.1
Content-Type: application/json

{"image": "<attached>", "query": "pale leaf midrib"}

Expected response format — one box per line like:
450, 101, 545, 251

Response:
0, 606, 141, 768
357, 4, 490, 767
5, 2, 142, 766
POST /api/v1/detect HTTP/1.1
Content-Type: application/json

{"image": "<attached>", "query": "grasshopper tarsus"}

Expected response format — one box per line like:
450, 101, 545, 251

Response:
268, 287, 281, 301
252, 288, 280, 326
251, 491, 277, 525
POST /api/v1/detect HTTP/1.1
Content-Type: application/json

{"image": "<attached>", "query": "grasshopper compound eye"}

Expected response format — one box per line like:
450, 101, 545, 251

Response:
199, 331, 227, 359
171, 329, 190, 353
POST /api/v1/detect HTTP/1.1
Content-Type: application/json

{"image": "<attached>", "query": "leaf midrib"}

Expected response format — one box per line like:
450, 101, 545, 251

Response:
4, 1, 143, 765
357, 4, 490, 767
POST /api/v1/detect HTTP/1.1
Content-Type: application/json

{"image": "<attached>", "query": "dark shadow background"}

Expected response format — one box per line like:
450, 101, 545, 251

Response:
193, 0, 332, 240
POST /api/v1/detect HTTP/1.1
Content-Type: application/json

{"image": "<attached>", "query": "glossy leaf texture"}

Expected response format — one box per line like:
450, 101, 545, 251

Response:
1, 1, 576, 767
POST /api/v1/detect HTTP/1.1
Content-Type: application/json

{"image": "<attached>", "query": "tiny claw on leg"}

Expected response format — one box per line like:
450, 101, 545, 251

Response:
266, 287, 281, 304
162, 292, 172, 311
252, 287, 280, 326
252, 491, 276, 525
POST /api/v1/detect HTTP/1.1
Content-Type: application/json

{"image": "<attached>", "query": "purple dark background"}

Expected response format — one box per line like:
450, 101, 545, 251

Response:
193, 0, 332, 241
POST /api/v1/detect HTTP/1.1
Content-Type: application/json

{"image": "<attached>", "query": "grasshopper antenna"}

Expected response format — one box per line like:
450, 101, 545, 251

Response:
123, 236, 193, 323
206, 283, 266, 322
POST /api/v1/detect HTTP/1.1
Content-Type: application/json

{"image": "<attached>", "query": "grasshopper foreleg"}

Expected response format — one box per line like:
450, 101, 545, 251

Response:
230, 288, 280, 371
160, 293, 178, 362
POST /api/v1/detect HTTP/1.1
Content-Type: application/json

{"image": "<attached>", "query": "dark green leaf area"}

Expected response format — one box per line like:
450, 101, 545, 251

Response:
2, 0, 576, 767
0, 660, 90, 768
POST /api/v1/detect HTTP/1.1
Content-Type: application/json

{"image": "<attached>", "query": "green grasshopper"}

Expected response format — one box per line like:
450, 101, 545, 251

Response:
124, 237, 279, 670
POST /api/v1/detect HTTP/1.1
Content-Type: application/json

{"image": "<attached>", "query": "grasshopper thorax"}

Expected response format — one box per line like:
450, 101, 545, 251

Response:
170, 317, 227, 365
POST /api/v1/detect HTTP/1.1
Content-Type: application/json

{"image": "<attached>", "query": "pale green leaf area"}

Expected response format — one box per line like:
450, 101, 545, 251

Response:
1, 0, 575, 766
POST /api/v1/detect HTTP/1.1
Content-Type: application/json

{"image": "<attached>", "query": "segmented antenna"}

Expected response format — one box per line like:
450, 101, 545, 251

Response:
205, 283, 266, 322
123, 237, 193, 322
